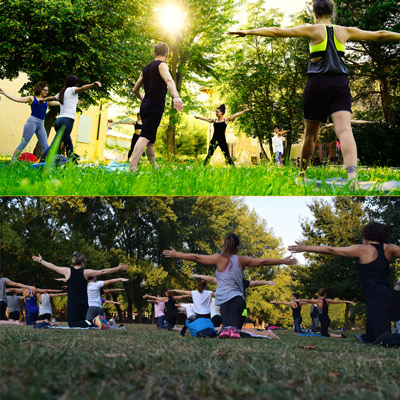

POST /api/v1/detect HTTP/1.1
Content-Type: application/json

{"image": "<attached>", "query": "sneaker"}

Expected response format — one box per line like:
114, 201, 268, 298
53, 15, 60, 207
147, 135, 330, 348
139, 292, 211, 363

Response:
219, 327, 230, 338
230, 327, 241, 339
93, 315, 109, 330
355, 334, 367, 344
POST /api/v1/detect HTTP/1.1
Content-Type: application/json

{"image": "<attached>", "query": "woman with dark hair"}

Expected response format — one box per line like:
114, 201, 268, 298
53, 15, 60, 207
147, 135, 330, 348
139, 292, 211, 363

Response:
271, 293, 308, 333
229, 0, 400, 184
195, 105, 252, 166
300, 289, 354, 338
288, 222, 400, 344
40, 75, 102, 161
32, 252, 127, 328
143, 291, 191, 328
163, 233, 296, 338
0, 82, 59, 162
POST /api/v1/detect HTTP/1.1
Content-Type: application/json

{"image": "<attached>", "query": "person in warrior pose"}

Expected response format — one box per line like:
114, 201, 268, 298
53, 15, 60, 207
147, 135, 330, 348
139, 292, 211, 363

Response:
195, 105, 252, 166
229, 0, 400, 184
130, 42, 183, 172
271, 294, 308, 333
115, 113, 143, 161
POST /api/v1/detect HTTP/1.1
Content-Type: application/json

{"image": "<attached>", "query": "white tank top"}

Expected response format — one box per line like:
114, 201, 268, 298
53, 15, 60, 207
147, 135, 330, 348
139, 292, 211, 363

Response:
39, 293, 53, 315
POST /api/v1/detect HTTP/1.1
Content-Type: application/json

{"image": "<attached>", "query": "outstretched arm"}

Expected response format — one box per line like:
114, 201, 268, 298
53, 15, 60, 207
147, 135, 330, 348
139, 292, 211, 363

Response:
228, 25, 315, 39
270, 300, 292, 307
249, 280, 276, 287
288, 241, 364, 258
75, 82, 102, 94
143, 294, 168, 302
343, 27, 400, 42
163, 247, 221, 266
103, 278, 129, 287
327, 299, 355, 305
172, 295, 192, 300
5, 279, 35, 291
194, 115, 215, 123
190, 274, 217, 284
0, 88, 33, 104
169, 289, 192, 296
32, 255, 70, 278
132, 74, 144, 101
103, 288, 125, 293
225, 108, 252, 123
103, 300, 123, 305
239, 255, 297, 268
158, 63, 183, 111
84, 264, 128, 279
49, 293, 67, 298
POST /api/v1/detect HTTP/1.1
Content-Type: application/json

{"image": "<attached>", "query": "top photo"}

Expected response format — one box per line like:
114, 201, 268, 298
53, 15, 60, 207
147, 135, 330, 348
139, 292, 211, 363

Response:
0, 0, 399, 196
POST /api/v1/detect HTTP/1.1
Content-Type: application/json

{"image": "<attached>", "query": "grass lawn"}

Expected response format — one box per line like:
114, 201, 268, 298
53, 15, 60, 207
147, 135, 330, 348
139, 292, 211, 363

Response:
0, 160, 399, 195
1, 324, 399, 400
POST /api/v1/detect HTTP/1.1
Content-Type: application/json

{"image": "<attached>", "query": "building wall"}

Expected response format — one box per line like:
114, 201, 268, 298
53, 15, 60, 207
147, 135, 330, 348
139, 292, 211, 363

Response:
0, 73, 108, 160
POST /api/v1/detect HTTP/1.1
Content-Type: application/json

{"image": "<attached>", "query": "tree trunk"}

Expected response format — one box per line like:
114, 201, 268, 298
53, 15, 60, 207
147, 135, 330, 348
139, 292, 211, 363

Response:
137, 308, 143, 323
33, 106, 58, 159
111, 292, 123, 322
378, 77, 392, 124
166, 122, 176, 162
344, 303, 350, 330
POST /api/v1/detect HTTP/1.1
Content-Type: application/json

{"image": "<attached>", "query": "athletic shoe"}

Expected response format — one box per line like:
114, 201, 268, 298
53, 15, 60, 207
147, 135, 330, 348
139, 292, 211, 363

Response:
219, 327, 230, 338
355, 334, 367, 344
93, 315, 109, 330
230, 327, 241, 339
371, 331, 394, 345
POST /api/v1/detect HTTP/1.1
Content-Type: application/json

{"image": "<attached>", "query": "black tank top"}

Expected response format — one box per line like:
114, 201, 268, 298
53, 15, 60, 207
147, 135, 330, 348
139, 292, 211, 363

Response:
142, 60, 168, 108
320, 298, 328, 316
213, 120, 227, 137
67, 268, 88, 306
291, 301, 301, 319
357, 243, 390, 300
165, 297, 176, 313
134, 122, 142, 131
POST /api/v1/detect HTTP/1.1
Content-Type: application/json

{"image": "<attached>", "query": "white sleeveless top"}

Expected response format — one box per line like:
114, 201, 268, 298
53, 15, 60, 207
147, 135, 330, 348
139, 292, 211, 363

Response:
215, 255, 244, 305
39, 293, 53, 315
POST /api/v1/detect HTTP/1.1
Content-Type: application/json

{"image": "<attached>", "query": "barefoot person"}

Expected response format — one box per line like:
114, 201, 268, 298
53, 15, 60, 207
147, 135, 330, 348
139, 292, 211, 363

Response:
228, 0, 400, 183
300, 289, 354, 338
130, 42, 183, 172
271, 294, 308, 333
163, 233, 297, 338
115, 113, 143, 161
40, 76, 102, 162
0, 82, 59, 162
288, 222, 400, 344
32, 252, 127, 328
195, 105, 252, 166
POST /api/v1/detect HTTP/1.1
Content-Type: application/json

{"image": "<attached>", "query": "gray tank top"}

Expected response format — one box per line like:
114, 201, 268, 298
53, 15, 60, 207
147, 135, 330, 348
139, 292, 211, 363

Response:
0, 278, 8, 303
39, 293, 52, 315
7, 295, 20, 312
215, 255, 244, 306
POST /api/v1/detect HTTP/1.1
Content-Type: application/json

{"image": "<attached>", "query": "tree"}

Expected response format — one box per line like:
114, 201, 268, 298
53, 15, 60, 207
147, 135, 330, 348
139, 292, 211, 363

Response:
0, 0, 152, 157
334, 0, 400, 125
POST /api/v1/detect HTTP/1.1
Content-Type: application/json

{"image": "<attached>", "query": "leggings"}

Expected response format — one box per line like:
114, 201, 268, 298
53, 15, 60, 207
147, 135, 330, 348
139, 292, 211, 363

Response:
17, 115, 49, 153
0, 301, 7, 320
220, 296, 246, 328
68, 303, 92, 328
319, 314, 331, 337
41, 117, 75, 161
166, 311, 177, 327
294, 316, 303, 333
127, 134, 142, 160
204, 134, 234, 166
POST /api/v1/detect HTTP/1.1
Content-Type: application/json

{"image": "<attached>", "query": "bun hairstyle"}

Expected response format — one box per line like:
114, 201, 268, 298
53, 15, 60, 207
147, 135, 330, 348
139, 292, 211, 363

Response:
72, 252, 87, 267
217, 104, 226, 115
59, 75, 81, 104
198, 279, 207, 293
222, 233, 240, 257
313, 0, 334, 18
318, 288, 327, 297
292, 293, 300, 300
34, 81, 49, 96
362, 222, 390, 244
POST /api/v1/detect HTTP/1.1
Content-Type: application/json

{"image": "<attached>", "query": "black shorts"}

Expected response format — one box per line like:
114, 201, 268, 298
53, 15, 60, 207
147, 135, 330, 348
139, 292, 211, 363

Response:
303, 74, 352, 123
9, 311, 20, 320
139, 101, 164, 144
39, 313, 51, 321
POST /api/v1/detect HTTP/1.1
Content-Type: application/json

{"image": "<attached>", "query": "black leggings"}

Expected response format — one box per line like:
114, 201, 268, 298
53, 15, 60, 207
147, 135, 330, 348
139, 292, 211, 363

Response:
319, 314, 331, 337
68, 303, 92, 328
0, 301, 8, 320
212, 315, 222, 328
166, 311, 177, 327
204, 134, 234, 166
127, 134, 143, 160
220, 296, 246, 328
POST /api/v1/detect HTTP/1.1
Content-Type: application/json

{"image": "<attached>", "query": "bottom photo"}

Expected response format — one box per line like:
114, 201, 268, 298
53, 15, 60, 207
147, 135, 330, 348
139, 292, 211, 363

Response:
1, 196, 399, 399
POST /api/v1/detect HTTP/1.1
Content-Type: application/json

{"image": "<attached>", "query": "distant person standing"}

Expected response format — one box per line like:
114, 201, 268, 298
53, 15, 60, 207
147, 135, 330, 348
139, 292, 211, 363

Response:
130, 42, 183, 172
115, 113, 143, 161
271, 126, 290, 167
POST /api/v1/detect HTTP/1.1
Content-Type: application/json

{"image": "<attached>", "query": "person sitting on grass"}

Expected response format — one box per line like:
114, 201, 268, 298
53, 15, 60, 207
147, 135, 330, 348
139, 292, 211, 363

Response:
288, 222, 400, 345
300, 289, 354, 338
271, 293, 308, 333
37, 289, 67, 324
6, 290, 25, 322
163, 233, 297, 339
32, 252, 128, 328
86, 276, 129, 321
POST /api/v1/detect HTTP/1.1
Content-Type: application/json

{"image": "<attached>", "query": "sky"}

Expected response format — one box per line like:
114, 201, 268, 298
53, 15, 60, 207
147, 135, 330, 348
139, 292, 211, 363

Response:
244, 196, 328, 264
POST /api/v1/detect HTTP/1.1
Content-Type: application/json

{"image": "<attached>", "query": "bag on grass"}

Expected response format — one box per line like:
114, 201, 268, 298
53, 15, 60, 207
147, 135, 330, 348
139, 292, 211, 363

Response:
186, 318, 217, 338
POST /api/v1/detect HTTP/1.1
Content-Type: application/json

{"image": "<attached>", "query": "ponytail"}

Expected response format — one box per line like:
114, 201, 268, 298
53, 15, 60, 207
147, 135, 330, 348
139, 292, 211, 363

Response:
222, 233, 240, 257
59, 75, 80, 104
198, 280, 207, 293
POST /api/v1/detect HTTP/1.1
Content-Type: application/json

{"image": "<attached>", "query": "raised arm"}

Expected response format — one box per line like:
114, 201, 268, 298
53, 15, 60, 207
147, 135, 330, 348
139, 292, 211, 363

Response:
190, 274, 217, 284
75, 81, 102, 94
0, 88, 33, 104
103, 278, 129, 287
158, 63, 183, 111
32, 255, 70, 279
288, 241, 365, 258
84, 264, 128, 279
48, 101, 60, 107
103, 288, 125, 293
41, 96, 58, 103
239, 255, 297, 268
5, 279, 35, 291
132, 73, 144, 101
228, 25, 316, 40
169, 289, 192, 296
327, 299, 355, 305
225, 108, 252, 123
194, 115, 215, 123
49, 293, 67, 298
142, 294, 168, 302
163, 247, 221, 266
270, 300, 292, 307
248, 280, 276, 287
172, 295, 193, 301
342, 27, 400, 43
103, 300, 123, 305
